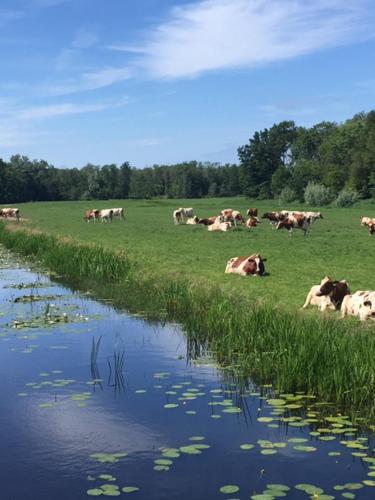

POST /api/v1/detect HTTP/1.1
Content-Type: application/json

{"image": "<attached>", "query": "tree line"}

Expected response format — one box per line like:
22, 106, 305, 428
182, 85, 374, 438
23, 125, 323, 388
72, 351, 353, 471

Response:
0, 110, 374, 203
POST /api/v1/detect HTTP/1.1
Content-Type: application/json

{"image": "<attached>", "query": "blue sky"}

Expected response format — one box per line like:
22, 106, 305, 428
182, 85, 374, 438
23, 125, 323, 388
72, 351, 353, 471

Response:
1, 0, 375, 168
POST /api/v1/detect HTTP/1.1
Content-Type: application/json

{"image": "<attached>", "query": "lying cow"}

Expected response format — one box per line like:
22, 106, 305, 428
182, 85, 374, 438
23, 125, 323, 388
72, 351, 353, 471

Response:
186, 216, 200, 225
0, 208, 20, 221
341, 291, 375, 321
276, 214, 311, 236
84, 209, 99, 222
207, 221, 231, 232
245, 216, 260, 228
225, 253, 267, 276
303, 276, 350, 311
99, 209, 113, 223
247, 208, 258, 217
198, 216, 218, 226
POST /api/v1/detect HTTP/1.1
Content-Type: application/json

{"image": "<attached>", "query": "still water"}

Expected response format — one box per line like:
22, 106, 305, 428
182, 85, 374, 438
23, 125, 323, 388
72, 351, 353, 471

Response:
0, 247, 375, 500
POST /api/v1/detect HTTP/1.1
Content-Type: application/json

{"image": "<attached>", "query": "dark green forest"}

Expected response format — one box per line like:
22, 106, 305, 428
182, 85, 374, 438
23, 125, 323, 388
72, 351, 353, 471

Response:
1, 110, 374, 203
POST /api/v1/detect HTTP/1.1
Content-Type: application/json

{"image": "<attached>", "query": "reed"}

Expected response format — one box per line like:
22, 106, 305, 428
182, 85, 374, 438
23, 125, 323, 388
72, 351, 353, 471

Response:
1, 222, 375, 418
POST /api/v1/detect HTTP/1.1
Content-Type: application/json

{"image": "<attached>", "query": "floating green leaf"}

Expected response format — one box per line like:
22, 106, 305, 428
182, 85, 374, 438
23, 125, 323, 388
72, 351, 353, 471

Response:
219, 485, 239, 494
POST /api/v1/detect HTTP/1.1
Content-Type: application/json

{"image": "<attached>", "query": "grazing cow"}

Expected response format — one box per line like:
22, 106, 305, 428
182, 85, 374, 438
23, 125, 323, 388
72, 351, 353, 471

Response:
173, 209, 183, 225
360, 216, 375, 226
276, 214, 311, 236
0, 208, 20, 221
110, 208, 125, 220
247, 208, 258, 217
99, 209, 113, 223
220, 209, 244, 226
303, 276, 350, 311
341, 291, 375, 321
245, 216, 260, 228
177, 207, 194, 222
207, 221, 231, 232
198, 216, 218, 226
186, 216, 200, 225
225, 253, 267, 276
84, 209, 99, 222
262, 211, 286, 225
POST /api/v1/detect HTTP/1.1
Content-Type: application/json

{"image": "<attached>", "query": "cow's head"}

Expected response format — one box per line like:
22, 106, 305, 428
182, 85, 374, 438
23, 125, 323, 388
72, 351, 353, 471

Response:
316, 276, 333, 296
246, 253, 266, 276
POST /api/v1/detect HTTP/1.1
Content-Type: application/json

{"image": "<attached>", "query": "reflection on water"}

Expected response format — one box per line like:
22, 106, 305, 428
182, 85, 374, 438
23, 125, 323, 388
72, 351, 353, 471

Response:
1, 247, 375, 499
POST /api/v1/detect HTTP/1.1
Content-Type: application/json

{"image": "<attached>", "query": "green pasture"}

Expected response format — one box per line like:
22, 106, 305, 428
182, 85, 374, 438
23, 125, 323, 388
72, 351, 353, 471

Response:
9, 197, 375, 311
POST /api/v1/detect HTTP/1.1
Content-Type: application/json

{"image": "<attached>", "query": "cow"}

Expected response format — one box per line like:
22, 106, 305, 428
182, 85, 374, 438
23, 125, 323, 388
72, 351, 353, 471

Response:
304, 211, 323, 223
0, 208, 20, 221
220, 209, 244, 226
341, 291, 375, 321
280, 210, 323, 224
84, 209, 99, 222
225, 253, 267, 276
247, 208, 258, 217
276, 214, 311, 236
110, 208, 125, 220
177, 207, 194, 222
315, 276, 350, 308
99, 209, 113, 223
262, 212, 286, 226
207, 221, 231, 232
360, 216, 375, 227
186, 216, 200, 225
303, 276, 350, 311
245, 216, 260, 228
369, 223, 375, 236
173, 209, 183, 225
198, 216, 218, 226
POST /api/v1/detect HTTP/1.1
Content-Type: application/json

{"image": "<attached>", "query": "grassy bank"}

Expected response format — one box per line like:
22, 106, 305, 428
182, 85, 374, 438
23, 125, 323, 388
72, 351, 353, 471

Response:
1, 221, 375, 420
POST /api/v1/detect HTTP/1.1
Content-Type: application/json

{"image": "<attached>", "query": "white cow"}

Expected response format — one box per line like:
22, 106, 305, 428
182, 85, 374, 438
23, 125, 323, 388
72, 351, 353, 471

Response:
110, 208, 125, 220
186, 216, 200, 224
341, 291, 375, 321
99, 209, 113, 223
178, 207, 194, 222
208, 221, 231, 232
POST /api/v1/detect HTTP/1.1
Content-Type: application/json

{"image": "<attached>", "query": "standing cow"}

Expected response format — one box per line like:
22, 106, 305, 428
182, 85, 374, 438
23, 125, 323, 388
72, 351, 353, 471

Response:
110, 208, 125, 220
0, 208, 20, 221
84, 209, 99, 222
276, 214, 311, 236
99, 209, 113, 223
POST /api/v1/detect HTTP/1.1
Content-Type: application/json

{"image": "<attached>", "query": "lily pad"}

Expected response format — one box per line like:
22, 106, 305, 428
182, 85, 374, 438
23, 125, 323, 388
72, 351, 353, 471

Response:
219, 485, 239, 494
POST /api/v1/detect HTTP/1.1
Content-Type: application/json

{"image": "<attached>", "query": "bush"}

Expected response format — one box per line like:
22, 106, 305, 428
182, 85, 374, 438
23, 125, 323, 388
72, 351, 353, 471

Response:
334, 189, 359, 207
278, 186, 296, 204
304, 182, 332, 206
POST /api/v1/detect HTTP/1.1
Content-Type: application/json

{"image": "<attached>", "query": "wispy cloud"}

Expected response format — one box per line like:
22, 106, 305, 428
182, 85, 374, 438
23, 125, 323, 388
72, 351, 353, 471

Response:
117, 0, 375, 79
43, 67, 134, 96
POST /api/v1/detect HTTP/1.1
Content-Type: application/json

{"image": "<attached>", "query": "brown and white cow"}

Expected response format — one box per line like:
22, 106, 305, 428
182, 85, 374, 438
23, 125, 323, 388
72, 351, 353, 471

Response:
276, 214, 311, 236
198, 216, 218, 226
245, 216, 260, 229
247, 208, 258, 217
220, 209, 244, 226
225, 253, 267, 276
207, 221, 231, 232
360, 216, 375, 227
341, 291, 375, 321
261, 211, 286, 225
0, 207, 20, 221
84, 209, 99, 222
303, 276, 350, 311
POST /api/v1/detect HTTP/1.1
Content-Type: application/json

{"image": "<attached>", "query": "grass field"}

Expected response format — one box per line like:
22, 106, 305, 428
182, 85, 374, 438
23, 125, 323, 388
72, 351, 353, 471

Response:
2, 197, 375, 416
7, 196, 375, 312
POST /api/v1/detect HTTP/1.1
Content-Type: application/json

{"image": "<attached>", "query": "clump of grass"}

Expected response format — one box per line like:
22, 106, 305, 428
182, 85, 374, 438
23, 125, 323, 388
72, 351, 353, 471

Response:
1, 222, 375, 418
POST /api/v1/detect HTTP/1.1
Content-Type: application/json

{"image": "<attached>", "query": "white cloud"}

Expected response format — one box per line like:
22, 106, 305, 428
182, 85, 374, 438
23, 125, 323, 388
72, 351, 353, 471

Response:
43, 67, 134, 96
123, 0, 375, 79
